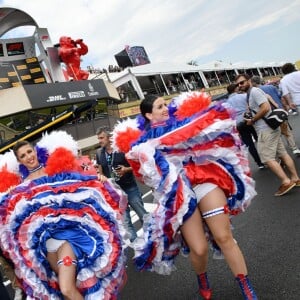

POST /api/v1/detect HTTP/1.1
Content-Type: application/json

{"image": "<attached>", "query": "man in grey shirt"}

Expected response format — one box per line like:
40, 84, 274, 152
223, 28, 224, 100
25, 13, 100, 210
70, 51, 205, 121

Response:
235, 73, 300, 196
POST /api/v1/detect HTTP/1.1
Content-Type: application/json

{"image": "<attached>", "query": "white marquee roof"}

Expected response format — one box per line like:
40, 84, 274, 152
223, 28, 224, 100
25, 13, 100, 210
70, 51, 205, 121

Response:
102, 60, 283, 82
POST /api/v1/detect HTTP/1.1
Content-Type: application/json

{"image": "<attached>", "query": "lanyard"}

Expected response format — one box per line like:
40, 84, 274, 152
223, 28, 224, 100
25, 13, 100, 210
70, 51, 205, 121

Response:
105, 151, 115, 177
105, 151, 121, 180
105, 152, 113, 166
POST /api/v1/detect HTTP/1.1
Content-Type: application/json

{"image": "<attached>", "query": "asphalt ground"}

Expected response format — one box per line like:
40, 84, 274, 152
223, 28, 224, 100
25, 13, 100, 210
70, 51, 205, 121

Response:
2, 115, 300, 300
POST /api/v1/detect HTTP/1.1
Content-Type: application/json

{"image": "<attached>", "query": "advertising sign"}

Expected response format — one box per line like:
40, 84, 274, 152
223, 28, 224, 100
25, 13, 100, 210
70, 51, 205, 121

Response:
23, 79, 119, 109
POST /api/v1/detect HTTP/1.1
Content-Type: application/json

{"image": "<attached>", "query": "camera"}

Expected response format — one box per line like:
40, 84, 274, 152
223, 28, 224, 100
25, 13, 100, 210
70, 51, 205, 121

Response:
243, 112, 252, 119
111, 166, 121, 181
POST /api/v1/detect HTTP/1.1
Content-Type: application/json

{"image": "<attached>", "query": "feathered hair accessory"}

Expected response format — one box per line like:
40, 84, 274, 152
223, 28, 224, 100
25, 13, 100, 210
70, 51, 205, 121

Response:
112, 118, 142, 153
0, 151, 21, 192
171, 91, 211, 120
37, 130, 79, 175
136, 114, 146, 131
37, 130, 78, 156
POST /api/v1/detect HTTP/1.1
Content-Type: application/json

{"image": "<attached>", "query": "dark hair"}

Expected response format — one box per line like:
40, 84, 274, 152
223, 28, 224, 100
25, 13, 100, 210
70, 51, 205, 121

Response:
251, 75, 262, 85
281, 63, 296, 75
235, 73, 250, 82
140, 94, 159, 122
226, 83, 237, 94
13, 140, 32, 158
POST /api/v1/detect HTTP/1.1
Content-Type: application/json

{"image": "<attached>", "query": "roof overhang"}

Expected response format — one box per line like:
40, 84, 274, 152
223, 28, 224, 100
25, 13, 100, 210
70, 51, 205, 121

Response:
0, 7, 38, 38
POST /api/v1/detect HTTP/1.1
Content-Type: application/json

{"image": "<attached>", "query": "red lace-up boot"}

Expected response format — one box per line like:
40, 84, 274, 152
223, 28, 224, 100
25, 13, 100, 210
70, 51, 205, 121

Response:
197, 272, 212, 300
235, 274, 258, 300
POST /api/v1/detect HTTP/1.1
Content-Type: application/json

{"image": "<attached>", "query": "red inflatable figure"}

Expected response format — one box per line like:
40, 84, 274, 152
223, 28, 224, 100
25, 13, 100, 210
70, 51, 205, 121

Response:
58, 36, 89, 80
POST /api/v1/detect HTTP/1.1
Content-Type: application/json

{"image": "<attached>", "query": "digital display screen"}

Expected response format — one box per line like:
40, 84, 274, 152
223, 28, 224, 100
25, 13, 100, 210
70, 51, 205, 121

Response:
6, 42, 25, 56
0, 44, 3, 57
127, 46, 150, 66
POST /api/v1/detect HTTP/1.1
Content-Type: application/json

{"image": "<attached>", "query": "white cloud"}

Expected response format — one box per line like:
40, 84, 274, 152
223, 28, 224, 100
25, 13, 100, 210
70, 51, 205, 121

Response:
1, 0, 300, 67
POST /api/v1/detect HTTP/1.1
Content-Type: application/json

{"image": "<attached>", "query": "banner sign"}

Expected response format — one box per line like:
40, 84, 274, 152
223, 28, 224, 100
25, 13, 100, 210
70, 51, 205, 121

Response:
23, 79, 117, 109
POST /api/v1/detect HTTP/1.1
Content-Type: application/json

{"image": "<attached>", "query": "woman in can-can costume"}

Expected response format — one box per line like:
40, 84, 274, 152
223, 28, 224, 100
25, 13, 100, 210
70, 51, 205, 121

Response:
112, 92, 258, 299
0, 131, 127, 300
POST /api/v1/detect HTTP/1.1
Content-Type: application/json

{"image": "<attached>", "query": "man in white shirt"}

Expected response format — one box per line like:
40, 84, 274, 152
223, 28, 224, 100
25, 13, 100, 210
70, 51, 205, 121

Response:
280, 63, 300, 112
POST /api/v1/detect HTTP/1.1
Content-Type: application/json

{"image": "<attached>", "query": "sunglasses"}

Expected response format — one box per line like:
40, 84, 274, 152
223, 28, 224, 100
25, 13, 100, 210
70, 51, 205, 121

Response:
236, 79, 247, 86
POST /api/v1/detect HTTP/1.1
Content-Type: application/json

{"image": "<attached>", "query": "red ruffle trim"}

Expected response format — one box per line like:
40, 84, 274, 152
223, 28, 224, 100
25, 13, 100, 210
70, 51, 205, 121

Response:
4, 178, 124, 223
184, 162, 235, 197
161, 108, 230, 146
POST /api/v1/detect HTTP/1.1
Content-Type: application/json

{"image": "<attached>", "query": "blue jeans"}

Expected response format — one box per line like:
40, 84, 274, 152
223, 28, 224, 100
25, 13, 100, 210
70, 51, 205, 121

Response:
123, 185, 147, 242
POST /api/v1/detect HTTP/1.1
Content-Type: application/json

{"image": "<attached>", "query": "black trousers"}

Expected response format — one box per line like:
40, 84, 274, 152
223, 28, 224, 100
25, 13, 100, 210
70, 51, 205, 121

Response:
237, 122, 263, 166
0, 272, 10, 300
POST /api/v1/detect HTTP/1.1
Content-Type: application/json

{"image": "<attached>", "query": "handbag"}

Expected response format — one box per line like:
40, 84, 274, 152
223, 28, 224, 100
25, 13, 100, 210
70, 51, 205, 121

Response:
262, 108, 288, 129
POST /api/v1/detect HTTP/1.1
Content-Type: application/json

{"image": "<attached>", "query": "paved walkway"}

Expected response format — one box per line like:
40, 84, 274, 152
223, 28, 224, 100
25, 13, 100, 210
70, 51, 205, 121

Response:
121, 114, 300, 300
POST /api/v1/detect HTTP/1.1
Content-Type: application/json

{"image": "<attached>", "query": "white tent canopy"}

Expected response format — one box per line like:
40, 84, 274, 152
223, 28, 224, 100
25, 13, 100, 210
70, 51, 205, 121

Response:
90, 60, 283, 100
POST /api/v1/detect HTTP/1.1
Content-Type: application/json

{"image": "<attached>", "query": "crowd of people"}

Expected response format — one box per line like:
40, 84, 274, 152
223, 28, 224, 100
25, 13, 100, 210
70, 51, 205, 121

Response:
227, 64, 300, 197
86, 65, 123, 75
0, 62, 299, 300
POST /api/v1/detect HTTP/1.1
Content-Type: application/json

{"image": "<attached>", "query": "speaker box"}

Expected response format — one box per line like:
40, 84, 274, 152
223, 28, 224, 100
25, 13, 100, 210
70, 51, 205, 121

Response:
114, 49, 133, 69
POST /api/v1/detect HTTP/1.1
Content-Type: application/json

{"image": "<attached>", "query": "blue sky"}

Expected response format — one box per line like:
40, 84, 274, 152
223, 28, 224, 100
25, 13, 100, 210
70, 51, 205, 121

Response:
1, 0, 300, 68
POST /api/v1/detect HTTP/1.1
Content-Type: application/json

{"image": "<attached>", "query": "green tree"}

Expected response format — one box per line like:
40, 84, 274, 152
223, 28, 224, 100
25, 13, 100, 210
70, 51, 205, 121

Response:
187, 60, 198, 66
